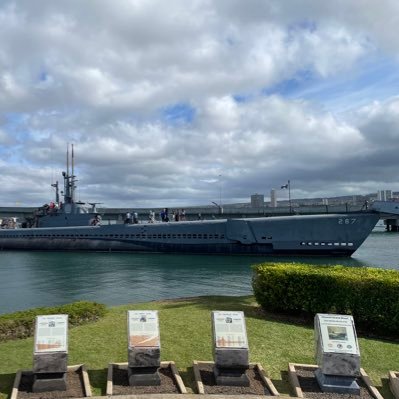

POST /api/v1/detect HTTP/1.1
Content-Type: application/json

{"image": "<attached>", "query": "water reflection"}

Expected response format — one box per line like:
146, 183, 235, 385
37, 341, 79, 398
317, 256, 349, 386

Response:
0, 231, 398, 314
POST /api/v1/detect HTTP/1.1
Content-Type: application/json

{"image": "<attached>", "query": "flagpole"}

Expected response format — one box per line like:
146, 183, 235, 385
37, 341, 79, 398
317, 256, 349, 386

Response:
288, 180, 291, 214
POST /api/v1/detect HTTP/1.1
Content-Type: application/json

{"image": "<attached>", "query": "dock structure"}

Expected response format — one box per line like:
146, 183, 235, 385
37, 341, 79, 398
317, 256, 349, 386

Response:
384, 218, 399, 231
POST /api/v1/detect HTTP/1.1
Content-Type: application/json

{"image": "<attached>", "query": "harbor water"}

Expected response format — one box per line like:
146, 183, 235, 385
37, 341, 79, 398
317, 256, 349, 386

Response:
0, 228, 398, 315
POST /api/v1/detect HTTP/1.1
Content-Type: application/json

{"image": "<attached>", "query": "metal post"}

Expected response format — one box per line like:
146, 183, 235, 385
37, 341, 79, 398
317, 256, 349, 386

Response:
219, 174, 222, 208
71, 143, 75, 203
288, 180, 292, 214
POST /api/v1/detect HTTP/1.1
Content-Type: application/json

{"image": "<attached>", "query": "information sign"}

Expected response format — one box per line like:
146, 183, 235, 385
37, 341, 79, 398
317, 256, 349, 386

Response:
128, 310, 160, 348
212, 311, 248, 349
34, 315, 68, 353
317, 314, 359, 355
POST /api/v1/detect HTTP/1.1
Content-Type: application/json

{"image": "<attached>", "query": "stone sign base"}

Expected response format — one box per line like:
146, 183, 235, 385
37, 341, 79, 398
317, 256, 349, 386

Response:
288, 363, 383, 399
11, 364, 92, 399
32, 372, 67, 392
127, 366, 161, 386
33, 352, 68, 374
193, 360, 279, 395
106, 361, 187, 395
214, 365, 250, 387
128, 346, 161, 369
389, 371, 399, 399
314, 368, 360, 395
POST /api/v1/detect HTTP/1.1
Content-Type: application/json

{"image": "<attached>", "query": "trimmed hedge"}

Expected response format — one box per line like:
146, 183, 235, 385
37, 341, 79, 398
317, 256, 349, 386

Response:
252, 262, 399, 336
0, 301, 107, 342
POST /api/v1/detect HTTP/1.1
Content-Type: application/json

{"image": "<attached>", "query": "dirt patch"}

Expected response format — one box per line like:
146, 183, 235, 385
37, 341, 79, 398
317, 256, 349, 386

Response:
16, 370, 85, 399
296, 368, 374, 399
198, 363, 272, 395
111, 364, 180, 395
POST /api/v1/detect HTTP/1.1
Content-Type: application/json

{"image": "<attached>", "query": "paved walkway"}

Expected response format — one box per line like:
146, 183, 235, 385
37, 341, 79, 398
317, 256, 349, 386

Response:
89, 395, 288, 399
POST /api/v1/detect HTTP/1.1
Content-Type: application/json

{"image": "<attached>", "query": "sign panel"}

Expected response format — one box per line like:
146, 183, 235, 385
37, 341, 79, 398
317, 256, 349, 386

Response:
128, 310, 160, 348
34, 314, 68, 353
317, 314, 359, 355
213, 311, 248, 349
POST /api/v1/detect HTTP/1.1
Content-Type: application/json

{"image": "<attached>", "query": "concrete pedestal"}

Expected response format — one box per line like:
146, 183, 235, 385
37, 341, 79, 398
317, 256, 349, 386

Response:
317, 352, 360, 376
32, 351, 68, 392
213, 366, 250, 387
214, 347, 249, 368
32, 372, 67, 392
127, 366, 161, 386
315, 368, 360, 395
33, 352, 68, 373
128, 347, 160, 368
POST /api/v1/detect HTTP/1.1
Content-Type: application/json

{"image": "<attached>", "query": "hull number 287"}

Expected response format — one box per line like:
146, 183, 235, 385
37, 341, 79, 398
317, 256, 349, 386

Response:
338, 218, 357, 225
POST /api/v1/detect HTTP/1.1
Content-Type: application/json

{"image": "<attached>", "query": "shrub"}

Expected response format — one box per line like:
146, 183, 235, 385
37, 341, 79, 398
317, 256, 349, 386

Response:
252, 262, 399, 336
0, 301, 107, 342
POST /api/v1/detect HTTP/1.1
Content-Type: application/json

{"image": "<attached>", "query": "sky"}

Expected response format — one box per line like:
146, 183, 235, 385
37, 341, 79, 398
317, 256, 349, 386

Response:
1, 0, 399, 208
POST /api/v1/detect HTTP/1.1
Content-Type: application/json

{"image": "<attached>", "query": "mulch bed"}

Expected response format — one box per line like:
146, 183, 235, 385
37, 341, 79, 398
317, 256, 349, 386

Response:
198, 363, 272, 395
296, 368, 374, 399
16, 370, 85, 399
111, 364, 180, 395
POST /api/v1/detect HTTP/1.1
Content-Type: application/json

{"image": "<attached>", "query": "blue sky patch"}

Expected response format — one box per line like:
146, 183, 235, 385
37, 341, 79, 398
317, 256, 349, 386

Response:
262, 69, 315, 98
233, 94, 254, 103
260, 55, 399, 113
39, 68, 48, 82
161, 103, 196, 125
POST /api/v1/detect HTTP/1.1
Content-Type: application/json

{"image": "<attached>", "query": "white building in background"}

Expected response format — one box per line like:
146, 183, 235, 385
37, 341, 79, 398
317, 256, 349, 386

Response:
270, 189, 277, 207
377, 190, 392, 201
251, 193, 264, 208
322, 198, 329, 205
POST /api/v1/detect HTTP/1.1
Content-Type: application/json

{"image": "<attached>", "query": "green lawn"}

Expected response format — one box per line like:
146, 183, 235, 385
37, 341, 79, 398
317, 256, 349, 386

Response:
0, 296, 398, 398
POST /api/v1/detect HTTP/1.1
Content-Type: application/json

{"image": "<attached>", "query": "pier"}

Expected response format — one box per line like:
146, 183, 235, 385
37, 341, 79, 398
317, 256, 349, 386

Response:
384, 218, 399, 232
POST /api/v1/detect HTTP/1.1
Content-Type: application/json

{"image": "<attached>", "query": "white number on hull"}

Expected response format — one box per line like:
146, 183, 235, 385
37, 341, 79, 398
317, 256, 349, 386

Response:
338, 218, 357, 225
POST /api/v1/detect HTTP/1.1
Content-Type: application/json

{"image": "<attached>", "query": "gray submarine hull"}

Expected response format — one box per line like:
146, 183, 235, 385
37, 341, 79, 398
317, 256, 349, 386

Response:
0, 213, 379, 256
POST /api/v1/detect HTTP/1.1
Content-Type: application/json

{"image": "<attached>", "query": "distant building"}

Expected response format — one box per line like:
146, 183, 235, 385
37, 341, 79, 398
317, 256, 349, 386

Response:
270, 189, 277, 207
377, 190, 392, 201
322, 198, 328, 205
251, 193, 264, 208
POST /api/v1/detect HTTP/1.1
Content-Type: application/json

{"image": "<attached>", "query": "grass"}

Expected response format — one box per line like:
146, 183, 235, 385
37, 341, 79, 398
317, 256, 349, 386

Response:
0, 295, 398, 398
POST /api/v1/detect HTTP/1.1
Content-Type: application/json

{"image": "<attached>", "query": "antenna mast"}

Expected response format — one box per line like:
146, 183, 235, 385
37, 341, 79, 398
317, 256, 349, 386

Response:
71, 143, 75, 203
51, 181, 59, 203
63, 143, 75, 204
66, 144, 69, 177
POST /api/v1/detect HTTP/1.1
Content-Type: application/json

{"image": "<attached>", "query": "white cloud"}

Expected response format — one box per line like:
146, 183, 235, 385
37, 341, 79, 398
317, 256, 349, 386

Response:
0, 0, 377, 111
356, 98, 399, 146
295, 25, 370, 78
0, 0, 399, 206
0, 128, 13, 144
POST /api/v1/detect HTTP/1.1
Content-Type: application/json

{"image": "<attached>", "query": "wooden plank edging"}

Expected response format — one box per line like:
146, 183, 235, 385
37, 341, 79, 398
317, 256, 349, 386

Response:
287, 363, 383, 399
10, 370, 22, 399
167, 361, 187, 394
10, 365, 91, 399
107, 361, 187, 395
359, 368, 384, 399
193, 360, 279, 396
106, 363, 114, 396
254, 363, 279, 396
193, 360, 205, 394
287, 362, 306, 398
389, 371, 399, 399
